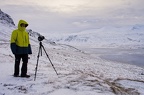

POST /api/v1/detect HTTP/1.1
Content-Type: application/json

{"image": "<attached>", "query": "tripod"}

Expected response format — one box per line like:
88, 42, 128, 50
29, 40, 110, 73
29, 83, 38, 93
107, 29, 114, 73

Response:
34, 41, 58, 81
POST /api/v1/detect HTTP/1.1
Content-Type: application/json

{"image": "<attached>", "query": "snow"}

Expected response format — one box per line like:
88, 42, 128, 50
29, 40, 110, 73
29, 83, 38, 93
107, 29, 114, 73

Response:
117, 80, 144, 95
46, 25, 144, 49
0, 22, 144, 95
1, 42, 144, 95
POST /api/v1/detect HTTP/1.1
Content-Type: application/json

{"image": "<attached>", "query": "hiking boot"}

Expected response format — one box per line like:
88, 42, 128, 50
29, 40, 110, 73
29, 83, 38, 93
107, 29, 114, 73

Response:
14, 74, 19, 77
21, 74, 30, 78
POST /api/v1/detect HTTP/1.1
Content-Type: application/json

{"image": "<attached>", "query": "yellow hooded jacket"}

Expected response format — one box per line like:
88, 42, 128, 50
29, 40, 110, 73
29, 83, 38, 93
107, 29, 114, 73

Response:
10, 20, 32, 54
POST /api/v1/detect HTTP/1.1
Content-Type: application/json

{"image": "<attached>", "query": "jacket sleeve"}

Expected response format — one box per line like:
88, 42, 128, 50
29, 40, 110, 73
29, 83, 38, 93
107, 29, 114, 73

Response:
10, 43, 17, 54
10, 30, 17, 54
28, 34, 32, 54
28, 44, 32, 54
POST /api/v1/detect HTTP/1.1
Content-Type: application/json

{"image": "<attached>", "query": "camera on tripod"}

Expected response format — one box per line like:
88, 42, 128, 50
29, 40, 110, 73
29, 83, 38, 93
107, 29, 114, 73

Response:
34, 35, 58, 81
38, 35, 45, 41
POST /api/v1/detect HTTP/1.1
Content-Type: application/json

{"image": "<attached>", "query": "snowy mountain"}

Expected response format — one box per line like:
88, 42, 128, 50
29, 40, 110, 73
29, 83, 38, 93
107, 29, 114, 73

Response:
0, 10, 144, 95
0, 9, 15, 43
47, 25, 144, 49
0, 9, 15, 26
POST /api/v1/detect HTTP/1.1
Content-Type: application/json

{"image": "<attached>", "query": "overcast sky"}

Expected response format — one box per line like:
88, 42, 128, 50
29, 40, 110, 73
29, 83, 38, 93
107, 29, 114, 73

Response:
1, 0, 144, 34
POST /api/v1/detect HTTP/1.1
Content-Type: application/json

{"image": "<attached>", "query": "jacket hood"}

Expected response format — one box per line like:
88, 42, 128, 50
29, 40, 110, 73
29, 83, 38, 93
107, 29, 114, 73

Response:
18, 20, 28, 31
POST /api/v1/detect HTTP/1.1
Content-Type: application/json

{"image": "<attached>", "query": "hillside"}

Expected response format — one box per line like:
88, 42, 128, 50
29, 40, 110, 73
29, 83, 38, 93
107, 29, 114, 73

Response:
0, 10, 144, 95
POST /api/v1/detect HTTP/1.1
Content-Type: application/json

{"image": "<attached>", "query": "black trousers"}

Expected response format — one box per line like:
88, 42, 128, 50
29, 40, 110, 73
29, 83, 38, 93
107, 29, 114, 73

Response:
14, 54, 28, 76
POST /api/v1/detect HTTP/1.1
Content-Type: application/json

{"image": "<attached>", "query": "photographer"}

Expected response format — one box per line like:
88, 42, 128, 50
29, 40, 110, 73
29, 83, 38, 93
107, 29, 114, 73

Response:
10, 20, 32, 78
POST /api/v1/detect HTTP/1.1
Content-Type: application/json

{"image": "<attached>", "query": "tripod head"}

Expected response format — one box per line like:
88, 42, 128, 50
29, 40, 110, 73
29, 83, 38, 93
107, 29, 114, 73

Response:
38, 35, 45, 41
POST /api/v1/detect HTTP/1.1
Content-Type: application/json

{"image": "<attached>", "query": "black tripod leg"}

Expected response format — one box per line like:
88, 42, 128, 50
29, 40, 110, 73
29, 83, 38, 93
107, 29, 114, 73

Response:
34, 45, 42, 81
41, 45, 58, 75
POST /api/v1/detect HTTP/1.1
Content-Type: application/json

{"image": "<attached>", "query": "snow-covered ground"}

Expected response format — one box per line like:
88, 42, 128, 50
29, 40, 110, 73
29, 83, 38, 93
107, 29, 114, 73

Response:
0, 22, 144, 95
1, 40, 144, 95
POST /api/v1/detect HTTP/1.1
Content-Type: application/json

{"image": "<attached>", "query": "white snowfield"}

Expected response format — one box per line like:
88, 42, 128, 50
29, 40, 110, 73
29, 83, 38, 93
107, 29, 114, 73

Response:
0, 23, 144, 95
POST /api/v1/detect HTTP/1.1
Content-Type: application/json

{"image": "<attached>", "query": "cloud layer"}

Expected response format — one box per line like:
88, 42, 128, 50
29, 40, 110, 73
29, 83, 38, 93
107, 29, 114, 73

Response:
1, 0, 144, 33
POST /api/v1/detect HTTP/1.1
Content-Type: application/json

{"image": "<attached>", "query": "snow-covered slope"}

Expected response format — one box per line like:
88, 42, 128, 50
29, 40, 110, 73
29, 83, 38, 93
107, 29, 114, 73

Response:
0, 9, 15, 26
0, 10, 15, 43
0, 23, 15, 43
0, 10, 144, 95
1, 41, 144, 95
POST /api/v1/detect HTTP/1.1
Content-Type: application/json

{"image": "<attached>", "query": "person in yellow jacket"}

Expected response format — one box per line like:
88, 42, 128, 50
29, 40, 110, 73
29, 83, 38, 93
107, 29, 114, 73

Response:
10, 20, 32, 78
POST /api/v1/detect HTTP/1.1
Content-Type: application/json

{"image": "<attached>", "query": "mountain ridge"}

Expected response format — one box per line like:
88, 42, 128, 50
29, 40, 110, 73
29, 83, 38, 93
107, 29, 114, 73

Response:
0, 9, 15, 26
0, 10, 144, 49
46, 25, 144, 48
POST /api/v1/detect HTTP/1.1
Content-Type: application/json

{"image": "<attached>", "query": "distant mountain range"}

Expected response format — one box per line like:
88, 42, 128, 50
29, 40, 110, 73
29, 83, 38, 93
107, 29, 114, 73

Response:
46, 25, 144, 48
0, 9, 144, 49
